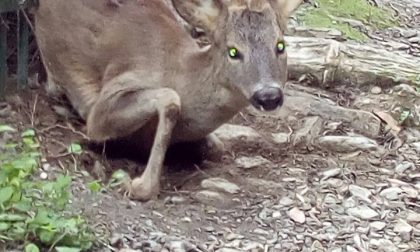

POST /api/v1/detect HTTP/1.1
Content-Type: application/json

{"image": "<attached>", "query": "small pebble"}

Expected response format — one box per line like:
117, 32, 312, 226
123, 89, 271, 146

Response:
289, 207, 305, 224
370, 86, 382, 94
370, 221, 387, 231
394, 219, 413, 234
380, 187, 403, 200
347, 206, 378, 220
40, 172, 48, 180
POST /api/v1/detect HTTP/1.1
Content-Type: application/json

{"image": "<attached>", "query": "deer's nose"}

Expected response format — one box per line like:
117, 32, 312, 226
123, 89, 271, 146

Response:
251, 87, 283, 111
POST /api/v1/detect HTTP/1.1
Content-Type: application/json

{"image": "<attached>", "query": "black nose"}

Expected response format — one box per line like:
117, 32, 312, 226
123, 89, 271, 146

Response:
251, 87, 283, 111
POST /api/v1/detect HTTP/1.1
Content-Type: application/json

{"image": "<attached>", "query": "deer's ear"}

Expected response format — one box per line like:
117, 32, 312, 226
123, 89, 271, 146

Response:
270, 0, 304, 18
172, 0, 223, 33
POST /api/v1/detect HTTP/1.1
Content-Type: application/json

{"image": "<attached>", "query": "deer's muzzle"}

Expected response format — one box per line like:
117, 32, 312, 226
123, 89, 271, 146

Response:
251, 87, 283, 111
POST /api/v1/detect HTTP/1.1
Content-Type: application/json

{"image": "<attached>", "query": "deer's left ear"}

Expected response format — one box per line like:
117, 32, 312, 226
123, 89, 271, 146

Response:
172, 0, 224, 34
269, 0, 304, 18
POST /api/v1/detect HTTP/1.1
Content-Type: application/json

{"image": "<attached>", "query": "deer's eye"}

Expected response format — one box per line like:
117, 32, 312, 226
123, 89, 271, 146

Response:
228, 47, 240, 59
276, 41, 285, 54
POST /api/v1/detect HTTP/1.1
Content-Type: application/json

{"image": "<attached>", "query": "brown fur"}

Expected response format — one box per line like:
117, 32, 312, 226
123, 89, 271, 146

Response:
34, 0, 303, 201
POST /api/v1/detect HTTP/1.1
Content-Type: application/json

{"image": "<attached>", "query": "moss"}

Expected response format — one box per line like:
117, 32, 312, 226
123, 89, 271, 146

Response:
297, 0, 399, 42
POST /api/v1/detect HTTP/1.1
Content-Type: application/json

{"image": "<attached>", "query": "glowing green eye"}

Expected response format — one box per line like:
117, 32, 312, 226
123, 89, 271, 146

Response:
276, 41, 285, 53
228, 47, 239, 58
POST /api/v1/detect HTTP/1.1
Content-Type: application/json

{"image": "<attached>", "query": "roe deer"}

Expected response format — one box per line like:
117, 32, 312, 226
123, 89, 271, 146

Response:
34, 0, 304, 201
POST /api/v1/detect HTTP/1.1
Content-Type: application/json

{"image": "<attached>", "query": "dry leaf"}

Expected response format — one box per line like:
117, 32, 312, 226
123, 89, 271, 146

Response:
372, 110, 401, 134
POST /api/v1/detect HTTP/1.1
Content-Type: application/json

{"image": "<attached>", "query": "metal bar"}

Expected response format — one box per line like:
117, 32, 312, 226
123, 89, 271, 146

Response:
0, 16, 7, 99
17, 10, 28, 89
0, 0, 37, 14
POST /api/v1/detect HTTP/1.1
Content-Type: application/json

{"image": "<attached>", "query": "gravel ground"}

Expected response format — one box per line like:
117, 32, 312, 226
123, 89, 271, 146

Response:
0, 0, 419, 251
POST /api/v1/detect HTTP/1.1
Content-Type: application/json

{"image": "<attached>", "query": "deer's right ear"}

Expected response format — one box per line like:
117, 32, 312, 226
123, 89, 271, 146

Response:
172, 0, 222, 33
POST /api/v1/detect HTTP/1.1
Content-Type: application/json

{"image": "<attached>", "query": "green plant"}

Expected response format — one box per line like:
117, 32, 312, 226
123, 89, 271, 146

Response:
297, 0, 399, 42
67, 143, 83, 155
0, 125, 95, 251
399, 109, 411, 124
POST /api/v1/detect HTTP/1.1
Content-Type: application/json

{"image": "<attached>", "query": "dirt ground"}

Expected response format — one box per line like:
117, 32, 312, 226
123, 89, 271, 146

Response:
1, 1, 420, 252
1, 72, 419, 252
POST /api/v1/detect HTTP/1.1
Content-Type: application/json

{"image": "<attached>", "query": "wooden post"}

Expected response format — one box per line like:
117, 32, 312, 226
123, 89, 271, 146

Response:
0, 16, 7, 99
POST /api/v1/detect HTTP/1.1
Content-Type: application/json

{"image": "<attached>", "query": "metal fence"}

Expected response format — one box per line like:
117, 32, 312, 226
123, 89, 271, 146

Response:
0, 0, 37, 99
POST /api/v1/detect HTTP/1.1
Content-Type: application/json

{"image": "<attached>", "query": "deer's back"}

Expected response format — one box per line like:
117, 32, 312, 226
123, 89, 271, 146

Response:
35, 0, 194, 118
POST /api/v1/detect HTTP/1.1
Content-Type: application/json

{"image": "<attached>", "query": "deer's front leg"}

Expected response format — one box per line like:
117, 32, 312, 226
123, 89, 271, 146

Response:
87, 74, 180, 201
129, 91, 180, 201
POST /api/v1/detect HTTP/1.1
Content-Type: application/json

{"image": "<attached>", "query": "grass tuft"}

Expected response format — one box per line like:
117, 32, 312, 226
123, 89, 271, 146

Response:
297, 0, 399, 42
0, 126, 95, 251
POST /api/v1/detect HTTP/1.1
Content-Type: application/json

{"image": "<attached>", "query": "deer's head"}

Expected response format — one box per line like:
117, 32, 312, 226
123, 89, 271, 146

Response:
173, 0, 303, 111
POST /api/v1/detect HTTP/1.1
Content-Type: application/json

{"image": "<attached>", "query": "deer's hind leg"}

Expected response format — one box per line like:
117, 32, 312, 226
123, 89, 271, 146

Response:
184, 133, 226, 162
86, 73, 181, 201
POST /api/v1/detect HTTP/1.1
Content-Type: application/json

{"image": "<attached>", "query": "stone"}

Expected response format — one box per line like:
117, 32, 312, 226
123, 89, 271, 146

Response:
348, 184, 372, 203
271, 132, 289, 144
216, 249, 242, 252
393, 84, 420, 97
133, 240, 162, 252
406, 211, 420, 223
402, 186, 418, 198
290, 116, 324, 145
347, 206, 379, 220
214, 124, 261, 144
163, 240, 198, 252
39, 172, 48, 180
253, 228, 270, 236
201, 178, 240, 194
411, 142, 420, 153
279, 88, 381, 138
370, 221, 387, 231
289, 207, 306, 224
279, 197, 294, 206
42, 163, 51, 171
370, 239, 398, 252
203, 226, 215, 232
395, 161, 415, 175
235, 156, 272, 169
394, 219, 413, 234
380, 187, 403, 200
194, 190, 229, 207
346, 246, 358, 252
321, 168, 341, 180
400, 29, 417, 38
272, 211, 281, 218
317, 135, 378, 152
323, 193, 338, 206
165, 196, 186, 204
408, 36, 420, 44
110, 233, 124, 248
245, 178, 283, 190
310, 240, 324, 251
383, 41, 411, 50
343, 198, 357, 209
370, 86, 382, 94
225, 233, 242, 241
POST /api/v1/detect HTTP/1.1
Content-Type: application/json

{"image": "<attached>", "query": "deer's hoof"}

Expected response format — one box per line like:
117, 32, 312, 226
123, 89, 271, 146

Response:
201, 134, 226, 162
125, 176, 160, 201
